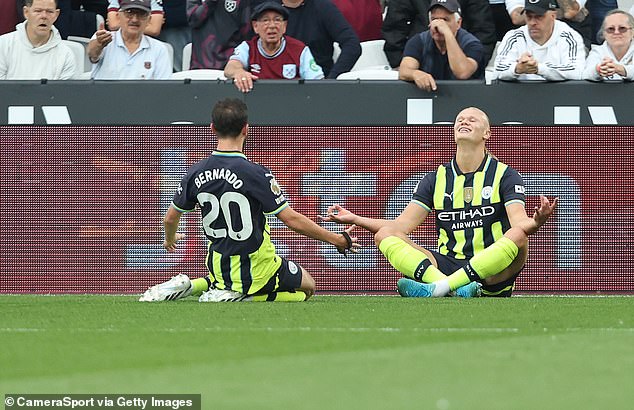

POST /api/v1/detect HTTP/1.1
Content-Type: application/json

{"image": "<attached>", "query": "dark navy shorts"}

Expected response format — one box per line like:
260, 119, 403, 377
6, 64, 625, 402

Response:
254, 257, 303, 295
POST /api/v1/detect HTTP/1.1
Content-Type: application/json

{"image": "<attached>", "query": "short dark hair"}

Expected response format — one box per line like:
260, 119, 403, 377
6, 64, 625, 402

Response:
24, 0, 59, 7
211, 98, 248, 138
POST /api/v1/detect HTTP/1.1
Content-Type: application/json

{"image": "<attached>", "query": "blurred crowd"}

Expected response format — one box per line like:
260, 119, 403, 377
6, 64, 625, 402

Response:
0, 0, 632, 84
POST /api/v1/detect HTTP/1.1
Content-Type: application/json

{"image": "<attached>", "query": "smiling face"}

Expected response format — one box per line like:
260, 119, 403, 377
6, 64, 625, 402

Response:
454, 107, 491, 146
23, 0, 59, 41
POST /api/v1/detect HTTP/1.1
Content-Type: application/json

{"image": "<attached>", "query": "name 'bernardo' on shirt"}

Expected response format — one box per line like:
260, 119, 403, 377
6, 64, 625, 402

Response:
195, 168, 243, 189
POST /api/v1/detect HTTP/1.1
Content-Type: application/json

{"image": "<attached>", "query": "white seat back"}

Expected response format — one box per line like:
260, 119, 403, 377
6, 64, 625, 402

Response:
171, 69, 226, 80
351, 40, 390, 71
336, 69, 399, 80
182, 43, 192, 71
62, 39, 89, 78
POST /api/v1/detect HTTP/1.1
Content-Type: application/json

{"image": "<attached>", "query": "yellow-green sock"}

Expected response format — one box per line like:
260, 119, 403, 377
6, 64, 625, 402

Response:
447, 237, 519, 290
190, 277, 211, 297
251, 292, 307, 302
379, 236, 446, 282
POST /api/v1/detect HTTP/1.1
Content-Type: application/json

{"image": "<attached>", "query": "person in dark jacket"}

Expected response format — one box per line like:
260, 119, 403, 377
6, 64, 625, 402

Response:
187, 0, 262, 70
382, 0, 496, 68
280, 0, 361, 79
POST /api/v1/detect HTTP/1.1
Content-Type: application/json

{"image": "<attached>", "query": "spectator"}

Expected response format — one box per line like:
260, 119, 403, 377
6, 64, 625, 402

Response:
506, 0, 593, 48
280, 0, 361, 79
71, 1, 108, 20
332, 0, 383, 42
0, 0, 76, 79
489, 0, 518, 41
225, 2, 323, 92
0, 1, 21, 35
88, 0, 172, 78
586, 0, 619, 44
399, 0, 485, 91
186, 0, 255, 70
107, 0, 163, 36
20, 0, 104, 39
382, 0, 496, 68
159, 0, 191, 71
583, 9, 634, 81
494, 0, 586, 81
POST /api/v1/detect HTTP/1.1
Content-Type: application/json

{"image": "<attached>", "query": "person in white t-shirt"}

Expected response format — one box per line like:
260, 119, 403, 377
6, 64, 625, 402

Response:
494, 0, 586, 81
583, 9, 634, 81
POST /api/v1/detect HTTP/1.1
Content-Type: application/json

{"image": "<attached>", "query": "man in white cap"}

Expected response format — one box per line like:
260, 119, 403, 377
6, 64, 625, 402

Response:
494, 0, 586, 81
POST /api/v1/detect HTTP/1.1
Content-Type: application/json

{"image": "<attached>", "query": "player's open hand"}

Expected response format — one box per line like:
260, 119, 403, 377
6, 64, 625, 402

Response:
533, 195, 558, 227
163, 233, 185, 253
336, 224, 361, 256
319, 204, 357, 224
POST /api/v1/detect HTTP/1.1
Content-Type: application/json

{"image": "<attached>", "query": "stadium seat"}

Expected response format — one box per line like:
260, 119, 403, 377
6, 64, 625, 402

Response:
66, 36, 92, 72
171, 69, 226, 80
485, 41, 501, 85
336, 69, 399, 80
182, 43, 192, 71
160, 41, 174, 73
332, 40, 390, 71
351, 40, 390, 71
62, 39, 90, 79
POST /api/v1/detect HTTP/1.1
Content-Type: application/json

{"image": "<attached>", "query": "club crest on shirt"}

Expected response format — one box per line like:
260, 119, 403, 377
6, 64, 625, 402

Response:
270, 177, 282, 196
225, 0, 237, 12
282, 64, 297, 79
481, 186, 492, 200
144, 61, 152, 69
463, 187, 473, 203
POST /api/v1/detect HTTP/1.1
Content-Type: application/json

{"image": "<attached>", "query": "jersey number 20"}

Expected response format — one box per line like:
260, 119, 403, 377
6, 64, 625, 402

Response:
197, 192, 253, 241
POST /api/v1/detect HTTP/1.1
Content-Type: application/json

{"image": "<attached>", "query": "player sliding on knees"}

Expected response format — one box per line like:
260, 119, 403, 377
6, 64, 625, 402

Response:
140, 98, 359, 303
320, 107, 557, 297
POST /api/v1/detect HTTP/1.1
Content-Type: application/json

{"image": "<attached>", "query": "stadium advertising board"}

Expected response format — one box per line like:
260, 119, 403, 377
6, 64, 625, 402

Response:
1, 126, 632, 293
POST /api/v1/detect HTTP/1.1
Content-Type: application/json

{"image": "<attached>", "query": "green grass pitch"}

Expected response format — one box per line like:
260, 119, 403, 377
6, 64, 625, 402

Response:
2, 295, 633, 409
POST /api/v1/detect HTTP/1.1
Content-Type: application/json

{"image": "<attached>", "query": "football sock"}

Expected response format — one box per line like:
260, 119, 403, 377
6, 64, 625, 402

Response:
251, 291, 307, 302
446, 236, 519, 292
378, 236, 446, 282
190, 277, 211, 297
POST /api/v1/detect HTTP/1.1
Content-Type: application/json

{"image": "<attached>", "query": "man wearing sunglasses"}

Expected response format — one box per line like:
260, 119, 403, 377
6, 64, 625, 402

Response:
88, 0, 172, 78
493, 0, 586, 81
583, 9, 634, 81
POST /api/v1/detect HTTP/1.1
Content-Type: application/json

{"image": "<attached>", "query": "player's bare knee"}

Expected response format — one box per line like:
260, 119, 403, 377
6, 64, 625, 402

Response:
300, 269, 316, 299
504, 227, 528, 249
374, 226, 400, 247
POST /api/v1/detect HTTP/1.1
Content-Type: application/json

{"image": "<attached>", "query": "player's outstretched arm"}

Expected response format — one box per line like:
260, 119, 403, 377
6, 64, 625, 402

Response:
319, 204, 390, 234
163, 205, 186, 253
277, 206, 360, 255
320, 202, 427, 235
507, 195, 558, 236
